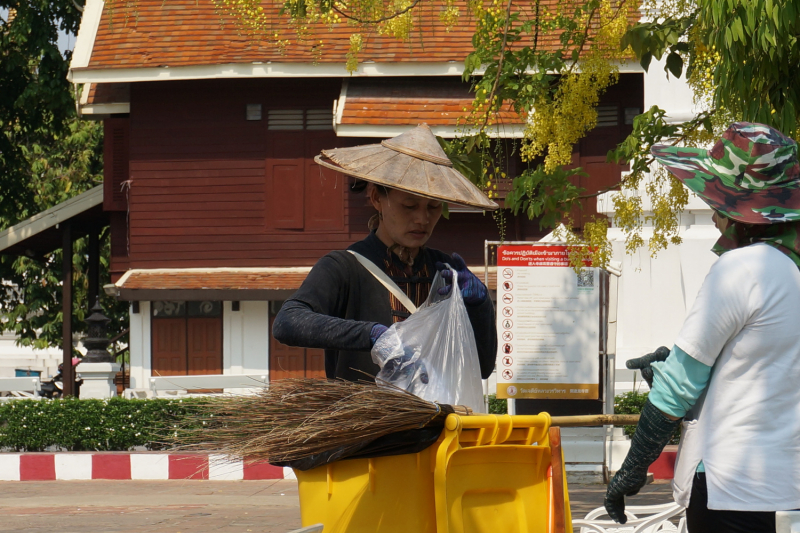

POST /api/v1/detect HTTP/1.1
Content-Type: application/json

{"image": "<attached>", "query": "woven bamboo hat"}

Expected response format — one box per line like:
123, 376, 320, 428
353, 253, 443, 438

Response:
314, 124, 499, 211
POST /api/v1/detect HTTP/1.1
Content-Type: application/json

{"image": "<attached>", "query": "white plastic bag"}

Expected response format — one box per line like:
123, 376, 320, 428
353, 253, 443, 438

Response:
370, 267, 484, 413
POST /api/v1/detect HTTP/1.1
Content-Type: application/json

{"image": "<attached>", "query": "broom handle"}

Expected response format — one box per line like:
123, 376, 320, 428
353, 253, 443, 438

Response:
550, 414, 640, 427
450, 410, 638, 425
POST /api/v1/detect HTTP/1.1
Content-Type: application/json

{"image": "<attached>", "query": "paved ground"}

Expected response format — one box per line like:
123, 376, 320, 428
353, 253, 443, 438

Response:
0, 479, 674, 532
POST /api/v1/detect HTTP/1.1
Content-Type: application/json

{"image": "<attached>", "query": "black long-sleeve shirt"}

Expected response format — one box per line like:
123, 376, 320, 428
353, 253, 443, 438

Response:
272, 232, 497, 381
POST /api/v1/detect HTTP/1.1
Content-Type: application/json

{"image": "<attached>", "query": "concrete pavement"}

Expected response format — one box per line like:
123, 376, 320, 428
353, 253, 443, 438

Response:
0, 479, 675, 532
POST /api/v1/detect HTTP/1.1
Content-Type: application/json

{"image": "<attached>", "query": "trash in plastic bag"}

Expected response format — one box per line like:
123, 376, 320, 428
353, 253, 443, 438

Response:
371, 266, 484, 413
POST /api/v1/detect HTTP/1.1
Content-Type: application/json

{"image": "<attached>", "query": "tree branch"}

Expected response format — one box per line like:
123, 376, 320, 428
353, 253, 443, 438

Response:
567, 6, 598, 74
576, 109, 716, 199
478, 0, 514, 131
333, 0, 423, 25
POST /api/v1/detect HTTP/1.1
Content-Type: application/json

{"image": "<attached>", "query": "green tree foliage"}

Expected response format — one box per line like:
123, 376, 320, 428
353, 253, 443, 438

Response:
1, 2, 129, 350
1, 1, 81, 222
608, 0, 800, 256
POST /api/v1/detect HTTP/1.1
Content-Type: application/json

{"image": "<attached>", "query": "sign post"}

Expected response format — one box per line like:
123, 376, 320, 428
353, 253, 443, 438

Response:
485, 241, 619, 482
495, 243, 602, 401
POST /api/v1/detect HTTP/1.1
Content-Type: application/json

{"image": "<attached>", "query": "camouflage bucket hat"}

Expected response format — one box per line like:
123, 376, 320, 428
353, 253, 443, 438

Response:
651, 122, 800, 224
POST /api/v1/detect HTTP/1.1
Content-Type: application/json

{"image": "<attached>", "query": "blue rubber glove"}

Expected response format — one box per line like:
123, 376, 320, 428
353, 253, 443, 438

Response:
370, 324, 388, 347
436, 253, 487, 306
382, 347, 430, 387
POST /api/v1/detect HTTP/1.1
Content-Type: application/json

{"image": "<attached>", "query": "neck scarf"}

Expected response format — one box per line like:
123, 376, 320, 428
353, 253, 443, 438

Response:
712, 220, 800, 269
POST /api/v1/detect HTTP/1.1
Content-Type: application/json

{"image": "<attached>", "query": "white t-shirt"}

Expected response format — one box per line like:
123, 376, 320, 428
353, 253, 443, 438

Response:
673, 243, 800, 511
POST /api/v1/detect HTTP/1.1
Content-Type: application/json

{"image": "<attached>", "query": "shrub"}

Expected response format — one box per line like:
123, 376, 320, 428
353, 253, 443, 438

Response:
487, 394, 507, 414
614, 390, 649, 439
0, 397, 205, 452
614, 390, 680, 445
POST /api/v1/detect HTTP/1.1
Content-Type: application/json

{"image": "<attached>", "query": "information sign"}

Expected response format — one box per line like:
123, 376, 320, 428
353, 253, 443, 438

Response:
495, 244, 600, 400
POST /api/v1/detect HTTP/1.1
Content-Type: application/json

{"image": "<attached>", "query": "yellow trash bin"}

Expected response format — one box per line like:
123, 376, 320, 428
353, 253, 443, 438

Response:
295, 413, 571, 533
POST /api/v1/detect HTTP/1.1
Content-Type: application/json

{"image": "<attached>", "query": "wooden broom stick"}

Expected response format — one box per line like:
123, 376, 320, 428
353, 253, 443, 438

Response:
549, 414, 640, 427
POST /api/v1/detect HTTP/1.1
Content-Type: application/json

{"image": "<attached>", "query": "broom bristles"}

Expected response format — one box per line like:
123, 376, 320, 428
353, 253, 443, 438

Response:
168, 378, 452, 463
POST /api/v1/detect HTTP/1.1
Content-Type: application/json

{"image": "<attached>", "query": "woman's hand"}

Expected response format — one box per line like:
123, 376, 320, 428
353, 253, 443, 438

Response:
436, 253, 487, 305
370, 324, 388, 347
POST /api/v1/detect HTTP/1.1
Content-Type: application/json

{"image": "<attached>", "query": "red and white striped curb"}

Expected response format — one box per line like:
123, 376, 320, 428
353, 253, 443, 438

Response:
0, 454, 294, 481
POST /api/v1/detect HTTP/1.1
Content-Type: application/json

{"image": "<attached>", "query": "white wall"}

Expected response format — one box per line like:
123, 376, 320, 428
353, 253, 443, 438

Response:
128, 301, 151, 389
128, 300, 270, 389
643, 55, 698, 123
599, 193, 720, 387
223, 301, 270, 375
0, 333, 61, 379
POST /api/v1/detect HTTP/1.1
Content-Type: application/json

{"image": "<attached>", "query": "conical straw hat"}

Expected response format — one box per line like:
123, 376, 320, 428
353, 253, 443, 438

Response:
314, 124, 499, 211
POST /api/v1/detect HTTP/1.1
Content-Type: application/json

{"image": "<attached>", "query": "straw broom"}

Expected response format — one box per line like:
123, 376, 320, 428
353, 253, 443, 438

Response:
168, 378, 642, 466
169, 378, 471, 464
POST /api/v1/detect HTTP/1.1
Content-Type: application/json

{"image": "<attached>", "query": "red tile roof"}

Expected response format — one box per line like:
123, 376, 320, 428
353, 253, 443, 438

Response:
86, 82, 130, 105
115, 266, 498, 291
82, 0, 634, 71
85, 0, 475, 70
117, 269, 310, 291
340, 78, 524, 126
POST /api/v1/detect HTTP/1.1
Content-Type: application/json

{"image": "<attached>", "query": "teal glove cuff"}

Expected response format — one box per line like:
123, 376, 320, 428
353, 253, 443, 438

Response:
604, 400, 681, 524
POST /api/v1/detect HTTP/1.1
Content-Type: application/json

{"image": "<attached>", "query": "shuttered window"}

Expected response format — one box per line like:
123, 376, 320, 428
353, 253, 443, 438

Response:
596, 106, 619, 128
306, 109, 334, 130
265, 124, 343, 232
267, 109, 333, 130
151, 301, 223, 376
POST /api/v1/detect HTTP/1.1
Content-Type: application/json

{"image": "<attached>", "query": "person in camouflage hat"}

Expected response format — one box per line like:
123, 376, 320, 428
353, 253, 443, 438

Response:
653, 122, 800, 268
651, 121, 800, 224
606, 123, 800, 533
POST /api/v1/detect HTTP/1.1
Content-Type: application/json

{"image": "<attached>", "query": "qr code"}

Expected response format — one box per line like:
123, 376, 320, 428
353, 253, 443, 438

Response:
577, 270, 594, 288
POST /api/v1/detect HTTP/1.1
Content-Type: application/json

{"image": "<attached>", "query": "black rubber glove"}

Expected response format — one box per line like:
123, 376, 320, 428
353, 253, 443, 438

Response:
604, 400, 681, 524
626, 346, 670, 388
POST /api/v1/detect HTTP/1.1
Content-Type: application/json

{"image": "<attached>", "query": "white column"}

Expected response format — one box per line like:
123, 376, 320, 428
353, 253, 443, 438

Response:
128, 302, 150, 389
242, 301, 269, 376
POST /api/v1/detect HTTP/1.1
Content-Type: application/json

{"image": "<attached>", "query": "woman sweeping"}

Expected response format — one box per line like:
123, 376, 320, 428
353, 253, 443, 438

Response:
605, 123, 800, 532
273, 124, 498, 384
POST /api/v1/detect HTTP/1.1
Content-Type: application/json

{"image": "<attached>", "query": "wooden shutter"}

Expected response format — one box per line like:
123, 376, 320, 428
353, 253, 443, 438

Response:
266, 132, 305, 230
304, 133, 344, 231
152, 319, 187, 376
266, 162, 305, 229
103, 117, 129, 212
187, 317, 223, 375
304, 160, 344, 231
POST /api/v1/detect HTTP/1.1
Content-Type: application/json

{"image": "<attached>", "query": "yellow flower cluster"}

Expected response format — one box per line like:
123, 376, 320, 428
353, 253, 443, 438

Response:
483, 167, 505, 199
598, 0, 632, 60
611, 190, 644, 255
378, 0, 415, 40
439, 0, 459, 30
346, 33, 364, 73
646, 169, 690, 253
212, 0, 269, 36
522, 55, 619, 171
687, 37, 720, 111
554, 218, 613, 272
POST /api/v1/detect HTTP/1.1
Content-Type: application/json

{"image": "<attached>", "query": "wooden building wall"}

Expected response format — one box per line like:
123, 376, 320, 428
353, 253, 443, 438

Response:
107, 75, 643, 277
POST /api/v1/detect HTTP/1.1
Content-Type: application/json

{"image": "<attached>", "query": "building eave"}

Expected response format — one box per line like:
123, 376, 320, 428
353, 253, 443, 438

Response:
69, 59, 645, 85
68, 62, 469, 84
0, 187, 105, 257
335, 123, 525, 139
70, 0, 104, 71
